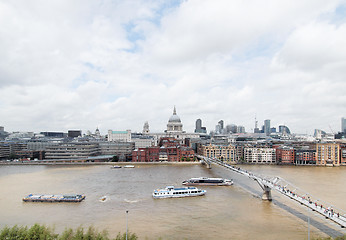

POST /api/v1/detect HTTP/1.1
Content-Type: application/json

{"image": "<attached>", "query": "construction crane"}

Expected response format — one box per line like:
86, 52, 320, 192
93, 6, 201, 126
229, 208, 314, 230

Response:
329, 125, 335, 134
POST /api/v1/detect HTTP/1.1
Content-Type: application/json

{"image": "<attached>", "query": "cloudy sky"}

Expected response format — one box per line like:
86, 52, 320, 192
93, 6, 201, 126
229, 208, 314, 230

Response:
1, 0, 346, 135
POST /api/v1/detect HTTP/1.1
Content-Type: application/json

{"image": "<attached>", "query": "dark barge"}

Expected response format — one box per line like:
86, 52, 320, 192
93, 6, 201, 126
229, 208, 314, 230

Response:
23, 194, 85, 202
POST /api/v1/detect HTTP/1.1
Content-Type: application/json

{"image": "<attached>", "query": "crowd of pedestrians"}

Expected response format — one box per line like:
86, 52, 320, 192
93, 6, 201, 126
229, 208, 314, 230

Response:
210, 157, 346, 227
276, 185, 344, 222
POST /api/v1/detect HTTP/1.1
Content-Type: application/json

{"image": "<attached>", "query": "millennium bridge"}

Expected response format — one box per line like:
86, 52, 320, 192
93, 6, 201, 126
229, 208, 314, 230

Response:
199, 156, 346, 228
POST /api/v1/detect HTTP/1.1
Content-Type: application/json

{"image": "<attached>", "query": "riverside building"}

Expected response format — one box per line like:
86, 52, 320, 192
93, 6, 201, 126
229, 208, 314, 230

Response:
295, 148, 316, 165
244, 147, 276, 164
316, 143, 340, 166
275, 146, 295, 165
198, 144, 237, 163
45, 142, 99, 159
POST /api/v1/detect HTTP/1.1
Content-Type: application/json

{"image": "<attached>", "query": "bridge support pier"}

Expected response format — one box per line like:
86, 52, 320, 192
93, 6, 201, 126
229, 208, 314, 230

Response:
261, 185, 272, 201
255, 179, 272, 201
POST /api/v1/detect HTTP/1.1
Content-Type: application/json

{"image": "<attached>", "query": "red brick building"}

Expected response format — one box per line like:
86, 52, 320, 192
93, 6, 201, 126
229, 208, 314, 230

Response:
275, 146, 295, 165
132, 138, 195, 162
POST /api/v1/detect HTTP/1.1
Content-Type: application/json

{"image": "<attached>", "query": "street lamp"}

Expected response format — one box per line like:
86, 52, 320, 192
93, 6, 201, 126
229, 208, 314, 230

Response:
126, 210, 129, 240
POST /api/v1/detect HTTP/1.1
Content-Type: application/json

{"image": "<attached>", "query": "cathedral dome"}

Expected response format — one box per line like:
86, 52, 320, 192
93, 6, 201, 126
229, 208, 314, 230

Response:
169, 114, 181, 123
168, 106, 181, 123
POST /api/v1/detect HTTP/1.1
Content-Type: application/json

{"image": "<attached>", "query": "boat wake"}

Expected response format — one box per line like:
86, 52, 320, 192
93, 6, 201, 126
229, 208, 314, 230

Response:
124, 198, 142, 203
99, 196, 109, 202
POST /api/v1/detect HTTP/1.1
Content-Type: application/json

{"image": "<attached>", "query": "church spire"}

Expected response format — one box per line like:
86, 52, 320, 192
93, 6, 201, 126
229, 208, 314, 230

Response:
173, 105, 176, 115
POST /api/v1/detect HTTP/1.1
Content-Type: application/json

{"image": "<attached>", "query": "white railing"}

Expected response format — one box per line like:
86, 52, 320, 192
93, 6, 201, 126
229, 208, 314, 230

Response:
203, 156, 346, 228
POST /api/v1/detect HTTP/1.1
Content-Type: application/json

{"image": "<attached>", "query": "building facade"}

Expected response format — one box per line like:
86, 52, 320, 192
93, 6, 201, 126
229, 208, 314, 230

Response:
108, 130, 131, 142
295, 149, 316, 165
132, 146, 194, 162
244, 147, 276, 164
275, 146, 295, 165
99, 142, 134, 161
339, 143, 346, 165
342, 117, 346, 133
45, 142, 99, 159
199, 144, 237, 163
316, 143, 340, 166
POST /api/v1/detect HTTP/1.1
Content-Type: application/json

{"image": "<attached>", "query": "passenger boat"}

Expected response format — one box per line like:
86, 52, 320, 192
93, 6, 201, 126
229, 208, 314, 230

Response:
152, 186, 206, 199
182, 177, 233, 186
111, 165, 122, 169
23, 194, 85, 202
123, 165, 135, 168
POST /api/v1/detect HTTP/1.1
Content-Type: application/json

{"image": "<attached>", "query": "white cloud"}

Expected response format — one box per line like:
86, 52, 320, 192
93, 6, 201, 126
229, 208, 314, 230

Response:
0, 0, 345, 135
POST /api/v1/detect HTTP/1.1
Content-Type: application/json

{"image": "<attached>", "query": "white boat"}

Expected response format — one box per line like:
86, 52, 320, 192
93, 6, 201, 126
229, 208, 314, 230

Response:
182, 177, 233, 186
124, 165, 135, 168
152, 186, 206, 199
111, 165, 122, 169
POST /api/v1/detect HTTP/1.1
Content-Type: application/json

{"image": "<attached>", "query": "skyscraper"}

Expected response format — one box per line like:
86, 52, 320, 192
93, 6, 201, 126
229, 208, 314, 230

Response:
264, 119, 271, 136
195, 119, 207, 134
342, 117, 346, 133
196, 119, 202, 130
218, 120, 224, 131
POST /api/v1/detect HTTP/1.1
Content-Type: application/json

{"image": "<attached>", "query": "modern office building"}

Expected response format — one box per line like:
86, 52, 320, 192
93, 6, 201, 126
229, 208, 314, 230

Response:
279, 125, 291, 135
45, 142, 99, 159
68, 130, 82, 138
0, 141, 27, 159
264, 119, 271, 136
218, 120, 224, 131
237, 126, 246, 133
27, 139, 60, 151
41, 132, 65, 138
195, 119, 207, 134
342, 117, 346, 133
142, 121, 150, 134
99, 142, 134, 161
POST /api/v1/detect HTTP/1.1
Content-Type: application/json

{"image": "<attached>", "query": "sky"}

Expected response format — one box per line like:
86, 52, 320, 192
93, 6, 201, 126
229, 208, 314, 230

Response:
1, 0, 346, 135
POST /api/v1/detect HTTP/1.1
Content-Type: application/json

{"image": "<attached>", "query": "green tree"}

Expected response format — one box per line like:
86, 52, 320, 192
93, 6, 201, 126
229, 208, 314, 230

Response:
115, 231, 138, 240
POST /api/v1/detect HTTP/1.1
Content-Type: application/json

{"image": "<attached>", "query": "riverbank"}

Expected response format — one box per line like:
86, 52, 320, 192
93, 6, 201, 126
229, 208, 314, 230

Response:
0, 161, 201, 166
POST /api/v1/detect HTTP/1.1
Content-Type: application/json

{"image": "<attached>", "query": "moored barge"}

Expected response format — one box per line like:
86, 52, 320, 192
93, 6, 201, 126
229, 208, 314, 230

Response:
23, 194, 86, 202
182, 177, 233, 186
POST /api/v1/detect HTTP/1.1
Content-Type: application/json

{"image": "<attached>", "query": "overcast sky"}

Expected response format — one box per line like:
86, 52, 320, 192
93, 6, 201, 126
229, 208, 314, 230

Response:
1, 0, 346, 135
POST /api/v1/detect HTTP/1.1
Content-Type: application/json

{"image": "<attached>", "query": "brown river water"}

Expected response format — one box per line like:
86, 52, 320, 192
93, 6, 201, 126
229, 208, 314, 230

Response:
0, 164, 345, 239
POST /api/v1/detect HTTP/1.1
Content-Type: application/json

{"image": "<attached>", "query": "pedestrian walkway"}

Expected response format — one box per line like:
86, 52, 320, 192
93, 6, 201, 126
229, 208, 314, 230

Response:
204, 156, 346, 228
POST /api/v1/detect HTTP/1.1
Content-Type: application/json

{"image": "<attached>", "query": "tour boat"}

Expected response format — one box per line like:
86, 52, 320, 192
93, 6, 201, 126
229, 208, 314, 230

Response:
152, 186, 206, 199
23, 194, 85, 202
182, 177, 233, 186
111, 165, 122, 169
124, 165, 135, 168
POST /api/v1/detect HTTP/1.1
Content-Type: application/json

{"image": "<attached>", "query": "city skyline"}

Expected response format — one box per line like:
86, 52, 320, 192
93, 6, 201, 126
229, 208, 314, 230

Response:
0, 1, 346, 135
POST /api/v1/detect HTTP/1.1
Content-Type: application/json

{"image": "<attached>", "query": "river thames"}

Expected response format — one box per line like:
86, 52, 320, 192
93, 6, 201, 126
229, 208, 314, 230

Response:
0, 163, 345, 239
